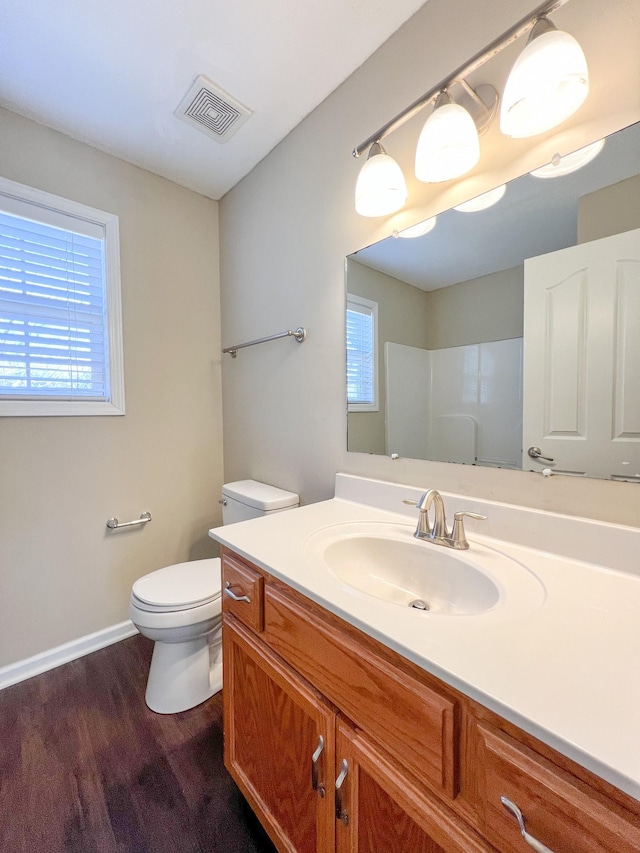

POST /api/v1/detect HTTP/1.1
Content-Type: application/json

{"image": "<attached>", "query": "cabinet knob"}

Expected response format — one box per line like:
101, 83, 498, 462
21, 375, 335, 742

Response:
501, 796, 555, 853
335, 759, 349, 826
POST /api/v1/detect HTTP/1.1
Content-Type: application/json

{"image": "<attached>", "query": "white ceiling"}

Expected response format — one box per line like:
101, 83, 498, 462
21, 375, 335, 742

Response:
0, 0, 428, 200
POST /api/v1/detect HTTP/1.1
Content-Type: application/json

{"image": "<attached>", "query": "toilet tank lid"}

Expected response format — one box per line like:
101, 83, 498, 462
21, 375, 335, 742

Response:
222, 479, 299, 511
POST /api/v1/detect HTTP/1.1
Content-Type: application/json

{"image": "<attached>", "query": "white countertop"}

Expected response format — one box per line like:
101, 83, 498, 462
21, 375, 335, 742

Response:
209, 474, 640, 801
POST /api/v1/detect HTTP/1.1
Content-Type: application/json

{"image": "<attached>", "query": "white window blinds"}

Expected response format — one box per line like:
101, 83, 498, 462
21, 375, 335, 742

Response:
0, 213, 108, 399
346, 294, 378, 410
0, 177, 124, 416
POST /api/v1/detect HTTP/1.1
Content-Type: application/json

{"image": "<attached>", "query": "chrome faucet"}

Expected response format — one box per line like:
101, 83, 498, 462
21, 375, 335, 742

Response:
404, 489, 486, 550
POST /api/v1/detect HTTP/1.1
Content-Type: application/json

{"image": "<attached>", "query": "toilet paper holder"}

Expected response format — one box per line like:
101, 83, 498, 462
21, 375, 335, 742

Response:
106, 511, 152, 530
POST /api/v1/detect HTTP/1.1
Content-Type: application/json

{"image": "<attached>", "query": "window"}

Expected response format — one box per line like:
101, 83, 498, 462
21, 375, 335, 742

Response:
346, 293, 378, 411
0, 176, 124, 416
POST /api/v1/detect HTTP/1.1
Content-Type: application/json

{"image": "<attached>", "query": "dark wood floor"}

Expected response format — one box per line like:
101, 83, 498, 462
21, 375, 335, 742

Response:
0, 635, 276, 853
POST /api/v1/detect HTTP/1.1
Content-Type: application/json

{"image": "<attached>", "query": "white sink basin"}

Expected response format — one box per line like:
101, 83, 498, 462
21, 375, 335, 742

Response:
322, 533, 498, 613
304, 522, 545, 617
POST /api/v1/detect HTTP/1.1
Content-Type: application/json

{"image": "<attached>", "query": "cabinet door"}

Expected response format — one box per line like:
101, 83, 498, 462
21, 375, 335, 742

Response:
224, 617, 336, 853
334, 719, 492, 853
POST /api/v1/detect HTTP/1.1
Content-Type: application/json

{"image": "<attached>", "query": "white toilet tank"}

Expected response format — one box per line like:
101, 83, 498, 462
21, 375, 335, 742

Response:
221, 479, 299, 524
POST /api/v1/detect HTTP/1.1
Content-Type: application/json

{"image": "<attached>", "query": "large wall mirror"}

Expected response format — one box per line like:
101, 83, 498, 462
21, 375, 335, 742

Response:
346, 120, 640, 482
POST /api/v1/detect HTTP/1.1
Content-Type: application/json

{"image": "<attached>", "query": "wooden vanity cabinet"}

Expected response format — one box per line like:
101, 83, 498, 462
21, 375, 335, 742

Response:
220, 548, 640, 853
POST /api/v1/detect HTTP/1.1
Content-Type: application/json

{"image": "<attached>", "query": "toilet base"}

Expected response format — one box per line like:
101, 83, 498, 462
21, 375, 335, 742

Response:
145, 637, 222, 714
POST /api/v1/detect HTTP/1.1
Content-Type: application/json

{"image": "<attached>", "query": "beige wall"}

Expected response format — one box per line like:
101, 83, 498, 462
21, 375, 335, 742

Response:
219, 0, 640, 523
578, 174, 640, 243
425, 266, 523, 350
0, 109, 223, 668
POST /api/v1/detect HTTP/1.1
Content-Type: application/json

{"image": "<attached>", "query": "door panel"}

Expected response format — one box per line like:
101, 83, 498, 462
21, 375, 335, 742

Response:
335, 718, 492, 853
614, 263, 640, 439
523, 228, 640, 479
224, 617, 336, 853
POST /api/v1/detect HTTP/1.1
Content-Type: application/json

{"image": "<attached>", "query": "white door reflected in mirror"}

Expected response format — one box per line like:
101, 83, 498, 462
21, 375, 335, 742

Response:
523, 227, 640, 481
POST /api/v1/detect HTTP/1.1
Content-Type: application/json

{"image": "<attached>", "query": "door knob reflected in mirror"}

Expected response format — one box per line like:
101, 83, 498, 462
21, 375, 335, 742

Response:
527, 447, 554, 463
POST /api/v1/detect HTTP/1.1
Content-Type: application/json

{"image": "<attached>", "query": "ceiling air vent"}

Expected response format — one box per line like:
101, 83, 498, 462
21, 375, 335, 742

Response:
175, 76, 252, 143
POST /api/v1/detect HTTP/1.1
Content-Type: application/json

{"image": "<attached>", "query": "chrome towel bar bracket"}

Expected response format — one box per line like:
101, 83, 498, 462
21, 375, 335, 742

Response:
223, 326, 306, 357
106, 511, 152, 530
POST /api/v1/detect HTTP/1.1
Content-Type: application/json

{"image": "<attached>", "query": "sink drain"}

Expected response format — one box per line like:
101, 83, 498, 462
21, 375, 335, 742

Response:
409, 599, 430, 611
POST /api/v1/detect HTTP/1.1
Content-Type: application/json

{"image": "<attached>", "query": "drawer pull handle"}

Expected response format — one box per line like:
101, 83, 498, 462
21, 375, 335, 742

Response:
501, 797, 555, 853
224, 581, 250, 603
335, 759, 349, 826
311, 735, 325, 798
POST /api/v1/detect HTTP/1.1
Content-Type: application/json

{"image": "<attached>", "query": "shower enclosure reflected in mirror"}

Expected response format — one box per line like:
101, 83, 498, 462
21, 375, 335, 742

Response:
346, 121, 640, 482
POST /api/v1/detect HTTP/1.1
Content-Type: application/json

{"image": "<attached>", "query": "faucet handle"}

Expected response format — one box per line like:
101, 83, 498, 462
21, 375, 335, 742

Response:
451, 511, 487, 550
402, 496, 431, 537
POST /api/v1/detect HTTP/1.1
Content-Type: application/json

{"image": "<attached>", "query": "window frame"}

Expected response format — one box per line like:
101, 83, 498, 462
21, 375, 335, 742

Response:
0, 176, 124, 417
346, 293, 379, 413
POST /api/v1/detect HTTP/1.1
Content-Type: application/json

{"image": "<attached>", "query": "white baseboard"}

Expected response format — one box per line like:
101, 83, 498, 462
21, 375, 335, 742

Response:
0, 620, 139, 691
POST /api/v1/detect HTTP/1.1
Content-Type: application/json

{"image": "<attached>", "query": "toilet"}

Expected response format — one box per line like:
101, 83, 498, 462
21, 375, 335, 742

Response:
130, 480, 299, 714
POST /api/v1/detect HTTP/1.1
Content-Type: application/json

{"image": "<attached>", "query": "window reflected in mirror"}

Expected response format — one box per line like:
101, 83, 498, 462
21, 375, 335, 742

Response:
346, 294, 378, 412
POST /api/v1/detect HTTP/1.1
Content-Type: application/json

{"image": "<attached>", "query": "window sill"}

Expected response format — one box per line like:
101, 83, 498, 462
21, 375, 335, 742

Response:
0, 399, 125, 417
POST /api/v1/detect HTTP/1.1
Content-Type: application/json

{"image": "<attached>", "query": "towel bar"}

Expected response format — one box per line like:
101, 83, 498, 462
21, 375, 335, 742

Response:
223, 326, 306, 357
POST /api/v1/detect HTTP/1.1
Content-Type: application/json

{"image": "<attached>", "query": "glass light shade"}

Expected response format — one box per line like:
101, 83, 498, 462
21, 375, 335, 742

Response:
415, 102, 480, 183
393, 216, 437, 238
355, 148, 407, 217
500, 29, 589, 138
530, 138, 605, 178
454, 184, 506, 212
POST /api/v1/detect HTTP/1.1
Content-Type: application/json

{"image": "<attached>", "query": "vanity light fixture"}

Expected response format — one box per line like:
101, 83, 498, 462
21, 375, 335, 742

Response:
454, 184, 507, 212
530, 138, 605, 177
500, 17, 589, 139
352, 0, 584, 217
415, 91, 480, 183
354, 142, 408, 217
392, 216, 437, 238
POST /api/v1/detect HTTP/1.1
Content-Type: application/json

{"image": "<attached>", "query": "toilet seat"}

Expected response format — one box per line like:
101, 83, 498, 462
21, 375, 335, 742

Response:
130, 593, 221, 632
132, 557, 221, 613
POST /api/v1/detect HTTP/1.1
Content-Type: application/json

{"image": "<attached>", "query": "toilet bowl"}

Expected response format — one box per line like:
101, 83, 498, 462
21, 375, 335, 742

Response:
130, 480, 299, 714
130, 558, 222, 714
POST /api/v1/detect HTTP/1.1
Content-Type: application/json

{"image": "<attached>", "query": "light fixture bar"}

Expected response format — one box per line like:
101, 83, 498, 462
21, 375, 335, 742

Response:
352, 0, 570, 158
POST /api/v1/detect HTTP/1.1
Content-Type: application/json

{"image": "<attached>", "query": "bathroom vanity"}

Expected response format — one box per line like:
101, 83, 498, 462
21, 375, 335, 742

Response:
210, 475, 640, 852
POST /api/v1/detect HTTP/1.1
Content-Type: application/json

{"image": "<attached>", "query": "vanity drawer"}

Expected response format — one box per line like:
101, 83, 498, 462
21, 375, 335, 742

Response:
476, 722, 640, 853
263, 583, 458, 799
221, 550, 264, 633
